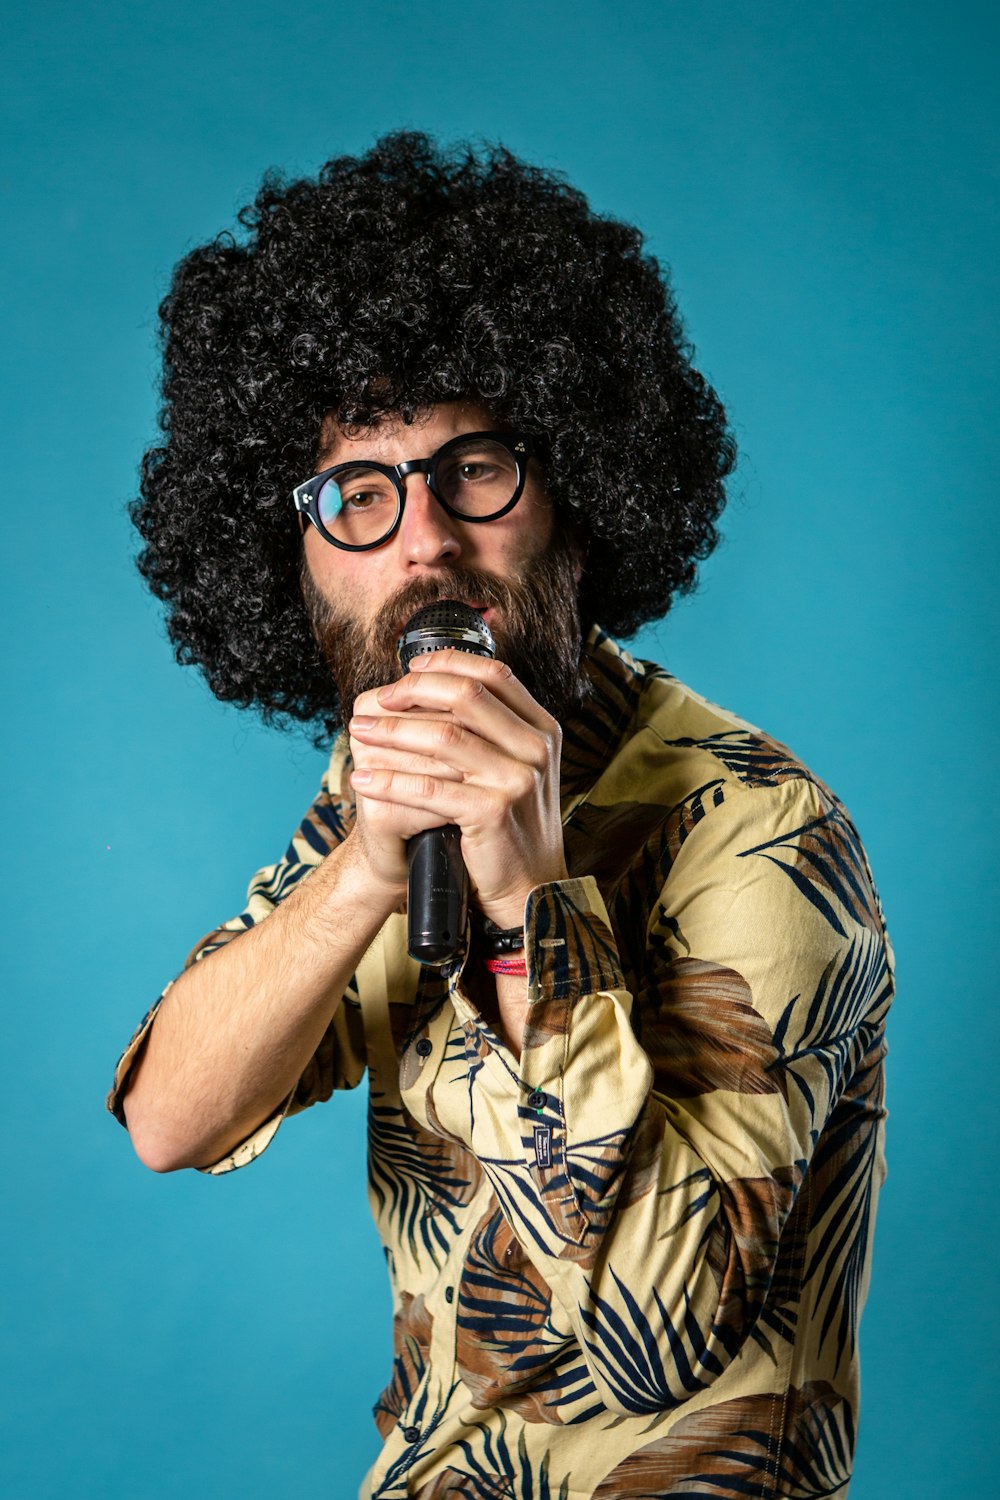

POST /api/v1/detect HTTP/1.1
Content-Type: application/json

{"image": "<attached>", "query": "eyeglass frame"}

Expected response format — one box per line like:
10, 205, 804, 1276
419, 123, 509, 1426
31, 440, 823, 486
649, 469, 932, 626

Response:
292, 429, 542, 552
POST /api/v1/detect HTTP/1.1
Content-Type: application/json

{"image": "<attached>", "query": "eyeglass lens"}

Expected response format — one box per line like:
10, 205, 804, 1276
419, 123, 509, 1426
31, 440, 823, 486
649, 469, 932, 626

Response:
316, 436, 520, 547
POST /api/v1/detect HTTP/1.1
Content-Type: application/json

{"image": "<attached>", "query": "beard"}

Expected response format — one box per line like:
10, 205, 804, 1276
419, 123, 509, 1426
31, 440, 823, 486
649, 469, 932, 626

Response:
301, 526, 590, 728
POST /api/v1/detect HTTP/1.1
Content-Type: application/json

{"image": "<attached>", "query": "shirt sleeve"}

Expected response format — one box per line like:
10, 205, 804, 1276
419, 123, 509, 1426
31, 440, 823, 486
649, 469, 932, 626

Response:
105, 749, 367, 1174
447, 774, 894, 1414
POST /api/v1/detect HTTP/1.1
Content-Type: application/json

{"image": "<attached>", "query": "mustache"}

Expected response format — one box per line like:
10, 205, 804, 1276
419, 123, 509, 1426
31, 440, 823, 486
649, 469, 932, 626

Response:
369, 569, 517, 657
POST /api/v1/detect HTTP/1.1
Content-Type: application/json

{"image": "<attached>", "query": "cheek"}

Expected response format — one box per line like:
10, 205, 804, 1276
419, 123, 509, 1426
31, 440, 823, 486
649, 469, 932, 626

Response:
304, 527, 348, 597
508, 496, 556, 564
303, 527, 381, 623
302, 524, 331, 581
524, 485, 556, 539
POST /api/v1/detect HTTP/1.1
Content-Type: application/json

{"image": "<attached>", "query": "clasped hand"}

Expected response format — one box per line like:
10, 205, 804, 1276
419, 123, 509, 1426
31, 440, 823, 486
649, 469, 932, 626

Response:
348, 649, 568, 929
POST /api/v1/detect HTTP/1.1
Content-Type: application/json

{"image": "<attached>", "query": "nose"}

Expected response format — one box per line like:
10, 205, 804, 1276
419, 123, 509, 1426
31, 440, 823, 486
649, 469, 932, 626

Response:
397, 472, 463, 566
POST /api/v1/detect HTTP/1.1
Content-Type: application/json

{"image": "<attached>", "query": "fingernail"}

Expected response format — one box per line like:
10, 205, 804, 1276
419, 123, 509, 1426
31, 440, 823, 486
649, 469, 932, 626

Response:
352, 769, 372, 784
410, 654, 431, 669
350, 716, 375, 729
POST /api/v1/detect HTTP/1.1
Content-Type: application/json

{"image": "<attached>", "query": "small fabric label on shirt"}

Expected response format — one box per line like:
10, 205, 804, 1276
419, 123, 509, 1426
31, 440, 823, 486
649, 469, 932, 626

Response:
533, 1124, 552, 1170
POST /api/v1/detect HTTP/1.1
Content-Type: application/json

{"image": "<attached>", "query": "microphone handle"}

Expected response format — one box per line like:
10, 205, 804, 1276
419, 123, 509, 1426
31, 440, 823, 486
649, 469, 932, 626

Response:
407, 824, 468, 967
399, 603, 495, 968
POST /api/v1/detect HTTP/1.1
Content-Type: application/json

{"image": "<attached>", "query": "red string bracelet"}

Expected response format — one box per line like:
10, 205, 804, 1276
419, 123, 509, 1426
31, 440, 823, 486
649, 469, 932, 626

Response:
484, 955, 528, 976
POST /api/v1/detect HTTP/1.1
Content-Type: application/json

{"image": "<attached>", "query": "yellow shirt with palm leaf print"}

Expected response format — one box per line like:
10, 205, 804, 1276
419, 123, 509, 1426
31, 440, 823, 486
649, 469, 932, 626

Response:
108, 627, 893, 1500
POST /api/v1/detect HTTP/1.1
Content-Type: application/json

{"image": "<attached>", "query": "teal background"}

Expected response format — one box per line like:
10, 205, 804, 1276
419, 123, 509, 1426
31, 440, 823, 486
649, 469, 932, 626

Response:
3, 1, 996, 1494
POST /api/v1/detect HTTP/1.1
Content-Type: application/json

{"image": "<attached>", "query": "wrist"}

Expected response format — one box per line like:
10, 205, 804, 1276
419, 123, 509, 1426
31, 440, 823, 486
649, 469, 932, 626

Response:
476, 861, 569, 930
475, 896, 529, 930
340, 831, 407, 920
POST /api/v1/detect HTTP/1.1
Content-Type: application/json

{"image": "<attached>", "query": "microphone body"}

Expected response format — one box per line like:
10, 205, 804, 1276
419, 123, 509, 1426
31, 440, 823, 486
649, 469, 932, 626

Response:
396, 602, 496, 967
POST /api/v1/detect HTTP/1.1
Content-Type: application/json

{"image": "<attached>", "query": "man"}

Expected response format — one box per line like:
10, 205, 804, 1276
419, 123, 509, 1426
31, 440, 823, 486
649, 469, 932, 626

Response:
109, 132, 893, 1498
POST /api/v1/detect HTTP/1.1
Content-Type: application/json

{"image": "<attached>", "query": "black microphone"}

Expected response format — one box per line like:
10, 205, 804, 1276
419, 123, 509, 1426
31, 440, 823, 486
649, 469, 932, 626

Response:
397, 601, 496, 967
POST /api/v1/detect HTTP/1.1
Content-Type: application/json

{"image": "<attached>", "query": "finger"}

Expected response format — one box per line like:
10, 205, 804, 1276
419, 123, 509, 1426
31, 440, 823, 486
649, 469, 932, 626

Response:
348, 732, 466, 783
352, 683, 451, 724
377, 663, 557, 752
351, 787, 450, 846
350, 766, 514, 829
367, 680, 551, 772
385, 650, 556, 733
350, 711, 545, 781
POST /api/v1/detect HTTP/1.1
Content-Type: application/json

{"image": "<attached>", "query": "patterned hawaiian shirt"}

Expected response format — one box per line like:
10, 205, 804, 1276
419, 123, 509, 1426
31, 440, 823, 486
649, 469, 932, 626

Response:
109, 628, 893, 1499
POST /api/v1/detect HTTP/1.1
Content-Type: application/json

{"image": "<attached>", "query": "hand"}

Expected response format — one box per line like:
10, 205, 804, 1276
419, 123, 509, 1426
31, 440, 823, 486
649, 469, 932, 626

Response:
347, 649, 568, 927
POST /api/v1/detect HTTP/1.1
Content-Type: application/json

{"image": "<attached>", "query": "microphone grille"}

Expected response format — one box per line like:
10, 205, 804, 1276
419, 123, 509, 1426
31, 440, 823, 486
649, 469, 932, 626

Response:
397, 601, 496, 670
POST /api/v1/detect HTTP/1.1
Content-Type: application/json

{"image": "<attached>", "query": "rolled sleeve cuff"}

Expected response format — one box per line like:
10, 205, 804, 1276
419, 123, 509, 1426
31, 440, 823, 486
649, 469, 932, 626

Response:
105, 979, 294, 1177
106, 992, 166, 1127
525, 875, 625, 1006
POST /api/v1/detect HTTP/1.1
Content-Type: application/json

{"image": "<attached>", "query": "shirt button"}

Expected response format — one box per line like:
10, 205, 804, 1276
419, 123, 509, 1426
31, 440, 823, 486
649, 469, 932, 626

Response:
414, 1038, 433, 1057
444, 1285, 454, 1304
527, 1090, 547, 1110
403, 1425, 421, 1444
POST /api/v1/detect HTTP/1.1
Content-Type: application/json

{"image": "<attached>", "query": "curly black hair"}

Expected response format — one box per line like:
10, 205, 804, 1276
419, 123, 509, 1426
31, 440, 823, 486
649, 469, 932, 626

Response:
131, 130, 735, 738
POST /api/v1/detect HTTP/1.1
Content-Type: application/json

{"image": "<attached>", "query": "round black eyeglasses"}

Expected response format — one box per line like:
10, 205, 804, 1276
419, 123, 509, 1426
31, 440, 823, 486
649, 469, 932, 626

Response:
292, 430, 541, 551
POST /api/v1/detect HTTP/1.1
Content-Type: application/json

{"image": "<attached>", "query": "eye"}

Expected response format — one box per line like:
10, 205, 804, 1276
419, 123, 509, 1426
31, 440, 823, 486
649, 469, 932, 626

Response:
316, 468, 397, 532
342, 487, 384, 510
456, 460, 497, 482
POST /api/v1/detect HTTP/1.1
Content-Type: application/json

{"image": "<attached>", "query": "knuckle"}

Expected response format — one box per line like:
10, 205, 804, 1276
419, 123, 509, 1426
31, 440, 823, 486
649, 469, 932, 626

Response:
513, 766, 536, 800
437, 719, 464, 750
526, 732, 550, 771
481, 787, 506, 823
486, 658, 513, 683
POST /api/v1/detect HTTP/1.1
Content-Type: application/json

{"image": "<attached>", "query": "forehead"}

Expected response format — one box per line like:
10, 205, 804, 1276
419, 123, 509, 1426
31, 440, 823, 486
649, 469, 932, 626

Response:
317, 398, 497, 468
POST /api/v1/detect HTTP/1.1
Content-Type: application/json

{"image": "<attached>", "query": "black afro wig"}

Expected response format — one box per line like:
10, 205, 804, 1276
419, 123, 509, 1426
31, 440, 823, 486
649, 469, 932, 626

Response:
131, 130, 736, 739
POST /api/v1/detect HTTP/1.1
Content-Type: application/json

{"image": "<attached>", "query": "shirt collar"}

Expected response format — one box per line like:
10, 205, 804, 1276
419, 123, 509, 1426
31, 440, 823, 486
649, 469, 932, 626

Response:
559, 626, 645, 800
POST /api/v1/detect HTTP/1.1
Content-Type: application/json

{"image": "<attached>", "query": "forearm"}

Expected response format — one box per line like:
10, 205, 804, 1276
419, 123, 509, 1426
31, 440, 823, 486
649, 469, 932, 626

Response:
123, 832, 400, 1172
